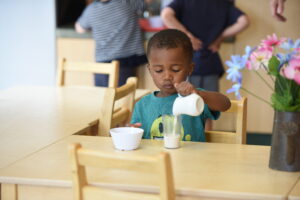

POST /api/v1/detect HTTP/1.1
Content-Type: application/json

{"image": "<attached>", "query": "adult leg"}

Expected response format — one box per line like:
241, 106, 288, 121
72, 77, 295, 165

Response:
189, 75, 203, 88
94, 67, 135, 87
94, 60, 111, 87
94, 74, 109, 87
201, 74, 219, 92
118, 66, 136, 86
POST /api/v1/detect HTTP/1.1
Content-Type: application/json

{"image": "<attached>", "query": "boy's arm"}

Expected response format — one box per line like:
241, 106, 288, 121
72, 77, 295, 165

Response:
160, 7, 202, 51
196, 90, 231, 112
175, 82, 231, 112
208, 14, 250, 53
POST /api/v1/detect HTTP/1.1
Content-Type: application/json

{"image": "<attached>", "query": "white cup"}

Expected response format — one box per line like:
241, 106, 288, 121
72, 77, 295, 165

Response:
162, 115, 182, 149
172, 93, 204, 116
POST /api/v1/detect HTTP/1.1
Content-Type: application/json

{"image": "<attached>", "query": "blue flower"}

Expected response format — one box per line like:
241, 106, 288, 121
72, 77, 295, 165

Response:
280, 39, 300, 51
225, 55, 246, 82
277, 52, 296, 69
226, 82, 242, 99
244, 45, 255, 60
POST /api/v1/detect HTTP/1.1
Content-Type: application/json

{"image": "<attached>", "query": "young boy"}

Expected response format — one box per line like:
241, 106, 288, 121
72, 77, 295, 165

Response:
161, 0, 249, 130
130, 29, 231, 142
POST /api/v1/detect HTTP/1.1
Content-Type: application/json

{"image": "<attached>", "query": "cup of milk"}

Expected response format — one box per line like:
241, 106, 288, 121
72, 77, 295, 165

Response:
162, 114, 182, 149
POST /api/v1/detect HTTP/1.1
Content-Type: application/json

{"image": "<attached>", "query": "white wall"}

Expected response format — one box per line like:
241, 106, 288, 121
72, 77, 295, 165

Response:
0, 0, 56, 89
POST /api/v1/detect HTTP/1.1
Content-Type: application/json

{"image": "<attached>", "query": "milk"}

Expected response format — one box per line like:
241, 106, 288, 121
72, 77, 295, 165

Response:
164, 134, 180, 148
163, 114, 181, 149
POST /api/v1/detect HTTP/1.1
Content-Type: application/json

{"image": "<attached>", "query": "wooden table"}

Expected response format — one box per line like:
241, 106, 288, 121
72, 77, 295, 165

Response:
289, 178, 300, 200
0, 86, 150, 169
1, 135, 299, 200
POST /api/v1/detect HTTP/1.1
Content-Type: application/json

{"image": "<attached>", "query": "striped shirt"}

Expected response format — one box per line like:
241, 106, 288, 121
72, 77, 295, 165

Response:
77, 0, 145, 62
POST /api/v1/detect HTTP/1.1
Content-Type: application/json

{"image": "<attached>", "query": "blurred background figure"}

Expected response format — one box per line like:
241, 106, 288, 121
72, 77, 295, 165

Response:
161, 0, 249, 130
75, 0, 152, 87
270, 0, 287, 22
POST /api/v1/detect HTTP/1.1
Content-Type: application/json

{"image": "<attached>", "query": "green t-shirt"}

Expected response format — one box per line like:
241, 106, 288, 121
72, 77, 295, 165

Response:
131, 91, 220, 142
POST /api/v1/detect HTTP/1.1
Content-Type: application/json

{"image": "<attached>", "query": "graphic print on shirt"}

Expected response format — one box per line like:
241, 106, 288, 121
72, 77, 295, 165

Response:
150, 115, 184, 140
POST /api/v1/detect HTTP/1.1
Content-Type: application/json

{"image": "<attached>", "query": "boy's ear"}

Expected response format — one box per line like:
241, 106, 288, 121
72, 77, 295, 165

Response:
188, 62, 195, 75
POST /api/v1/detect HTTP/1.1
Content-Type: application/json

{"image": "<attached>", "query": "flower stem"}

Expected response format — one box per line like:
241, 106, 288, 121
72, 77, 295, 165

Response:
254, 70, 274, 91
261, 63, 285, 95
240, 87, 272, 106
261, 63, 275, 83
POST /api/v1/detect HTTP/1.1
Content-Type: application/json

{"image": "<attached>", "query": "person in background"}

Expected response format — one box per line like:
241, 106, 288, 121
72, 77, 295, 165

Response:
270, 0, 287, 22
75, 0, 152, 87
160, 0, 249, 130
130, 29, 231, 142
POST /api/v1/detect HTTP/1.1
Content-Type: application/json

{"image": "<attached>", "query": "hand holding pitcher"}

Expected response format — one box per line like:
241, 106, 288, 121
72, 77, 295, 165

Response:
173, 81, 204, 116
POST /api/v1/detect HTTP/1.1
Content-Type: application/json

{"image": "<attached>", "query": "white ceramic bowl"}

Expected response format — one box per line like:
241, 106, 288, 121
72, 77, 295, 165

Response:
110, 127, 144, 151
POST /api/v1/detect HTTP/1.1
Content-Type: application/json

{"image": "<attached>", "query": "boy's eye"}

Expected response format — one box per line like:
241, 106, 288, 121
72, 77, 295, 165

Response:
172, 69, 181, 72
155, 69, 163, 73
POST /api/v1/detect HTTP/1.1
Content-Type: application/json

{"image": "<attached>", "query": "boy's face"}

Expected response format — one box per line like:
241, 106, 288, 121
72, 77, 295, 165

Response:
147, 47, 194, 97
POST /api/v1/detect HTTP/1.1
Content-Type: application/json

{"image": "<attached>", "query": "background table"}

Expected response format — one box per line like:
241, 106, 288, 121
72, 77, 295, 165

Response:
1, 135, 299, 200
0, 86, 150, 169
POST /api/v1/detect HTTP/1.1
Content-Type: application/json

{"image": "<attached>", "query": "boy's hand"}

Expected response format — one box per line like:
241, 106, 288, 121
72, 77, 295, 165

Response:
174, 81, 197, 96
127, 123, 142, 128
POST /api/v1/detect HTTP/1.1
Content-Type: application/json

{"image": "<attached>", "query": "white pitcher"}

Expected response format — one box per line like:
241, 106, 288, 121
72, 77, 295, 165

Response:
172, 93, 204, 116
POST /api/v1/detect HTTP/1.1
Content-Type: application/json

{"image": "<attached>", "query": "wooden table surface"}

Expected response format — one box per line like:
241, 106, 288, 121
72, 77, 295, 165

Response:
289, 177, 300, 200
0, 86, 150, 169
1, 135, 299, 200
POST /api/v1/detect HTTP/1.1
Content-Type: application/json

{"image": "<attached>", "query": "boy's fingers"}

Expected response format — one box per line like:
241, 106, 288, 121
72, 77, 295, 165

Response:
126, 123, 142, 127
174, 82, 179, 88
134, 123, 142, 127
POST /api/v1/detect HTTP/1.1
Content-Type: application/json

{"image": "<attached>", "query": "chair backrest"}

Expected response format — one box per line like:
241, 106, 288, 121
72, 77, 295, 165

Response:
205, 97, 247, 144
69, 143, 175, 200
98, 77, 138, 136
57, 58, 119, 87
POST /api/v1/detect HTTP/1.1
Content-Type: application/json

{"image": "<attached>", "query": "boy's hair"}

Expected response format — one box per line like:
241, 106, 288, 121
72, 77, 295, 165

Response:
147, 29, 193, 62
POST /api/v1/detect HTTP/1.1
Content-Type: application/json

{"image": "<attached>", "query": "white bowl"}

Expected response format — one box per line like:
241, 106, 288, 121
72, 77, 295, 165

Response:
110, 127, 144, 151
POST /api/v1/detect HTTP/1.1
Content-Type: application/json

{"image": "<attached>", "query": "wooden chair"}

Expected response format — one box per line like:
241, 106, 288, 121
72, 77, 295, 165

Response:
57, 58, 119, 87
205, 97, 247, 144
69, 143, 175, 200
89, 77, 138, 136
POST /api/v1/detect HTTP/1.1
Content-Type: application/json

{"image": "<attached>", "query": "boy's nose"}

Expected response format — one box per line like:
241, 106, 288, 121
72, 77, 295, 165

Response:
163, 71, 172, 80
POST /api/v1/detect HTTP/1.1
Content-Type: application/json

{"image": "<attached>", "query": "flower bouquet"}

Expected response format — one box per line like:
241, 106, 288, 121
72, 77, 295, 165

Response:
225, 34, 300, 172
226, 33, 300, 111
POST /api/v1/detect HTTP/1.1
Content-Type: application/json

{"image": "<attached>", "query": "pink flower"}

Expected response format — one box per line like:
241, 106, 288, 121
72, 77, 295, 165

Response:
261, 33, 285, 49
247, 47, 272, 70
282, 59, 300, 84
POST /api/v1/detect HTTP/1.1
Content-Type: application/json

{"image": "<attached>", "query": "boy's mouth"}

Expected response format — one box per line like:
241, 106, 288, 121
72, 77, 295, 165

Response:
162, 83, 174, 89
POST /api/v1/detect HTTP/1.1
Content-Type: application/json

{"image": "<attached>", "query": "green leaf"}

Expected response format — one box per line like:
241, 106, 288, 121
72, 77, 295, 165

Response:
272, 88, 300, 112
268, 56, 280, 76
